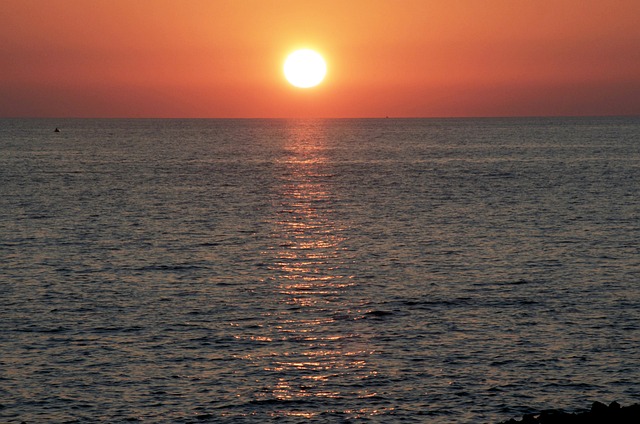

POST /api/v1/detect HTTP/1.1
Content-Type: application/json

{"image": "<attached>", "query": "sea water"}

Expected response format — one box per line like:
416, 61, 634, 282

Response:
1, 117, 639, 423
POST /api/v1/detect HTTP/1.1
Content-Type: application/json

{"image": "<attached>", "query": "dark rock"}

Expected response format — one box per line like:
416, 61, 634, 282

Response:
537, 409, 569, 424
590, 401, 607, 414
498, 402, 640, 424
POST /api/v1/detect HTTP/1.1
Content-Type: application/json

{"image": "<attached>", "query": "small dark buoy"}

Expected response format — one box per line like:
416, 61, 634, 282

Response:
54, 127, 60, 132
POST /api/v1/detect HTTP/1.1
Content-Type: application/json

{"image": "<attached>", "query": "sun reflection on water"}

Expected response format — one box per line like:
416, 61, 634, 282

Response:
249, 120, 381, 418
272, 120, 350, 305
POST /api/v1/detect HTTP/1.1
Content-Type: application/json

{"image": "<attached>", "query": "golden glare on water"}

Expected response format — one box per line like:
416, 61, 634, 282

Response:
284, 49, 327, 88
274, 121, 349, 303
243, 120, 383, 419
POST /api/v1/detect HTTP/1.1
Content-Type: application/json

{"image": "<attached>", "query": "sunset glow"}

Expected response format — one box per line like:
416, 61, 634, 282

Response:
1, 0, 639, 117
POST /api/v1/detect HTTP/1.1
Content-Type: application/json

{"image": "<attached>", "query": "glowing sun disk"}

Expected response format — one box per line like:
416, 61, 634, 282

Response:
284, 49, 327, 88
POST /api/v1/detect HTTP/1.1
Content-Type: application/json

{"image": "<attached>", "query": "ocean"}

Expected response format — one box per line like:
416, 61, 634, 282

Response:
1, 117, 639, 423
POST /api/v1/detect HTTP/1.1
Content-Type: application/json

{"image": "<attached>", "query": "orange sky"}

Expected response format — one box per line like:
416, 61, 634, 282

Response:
2, 0, 639, 118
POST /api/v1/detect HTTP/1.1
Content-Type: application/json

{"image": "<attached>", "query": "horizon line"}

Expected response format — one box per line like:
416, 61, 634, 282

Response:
2, 114, 638, 120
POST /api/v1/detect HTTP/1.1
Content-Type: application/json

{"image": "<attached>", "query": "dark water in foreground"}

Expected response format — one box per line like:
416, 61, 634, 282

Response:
1, 117, 639, 423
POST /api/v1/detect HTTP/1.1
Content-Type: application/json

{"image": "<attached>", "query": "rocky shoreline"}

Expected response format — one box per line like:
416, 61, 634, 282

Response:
499, 401, 640, 424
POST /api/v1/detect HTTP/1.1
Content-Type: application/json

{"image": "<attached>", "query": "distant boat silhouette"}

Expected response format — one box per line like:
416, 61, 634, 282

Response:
54, 128, 60, 132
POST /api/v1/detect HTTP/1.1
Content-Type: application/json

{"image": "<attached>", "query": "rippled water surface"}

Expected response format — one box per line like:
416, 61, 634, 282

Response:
1, 117, 639, 423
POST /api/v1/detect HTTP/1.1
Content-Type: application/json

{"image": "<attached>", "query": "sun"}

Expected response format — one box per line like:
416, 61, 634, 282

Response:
284, 49, 327, 88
